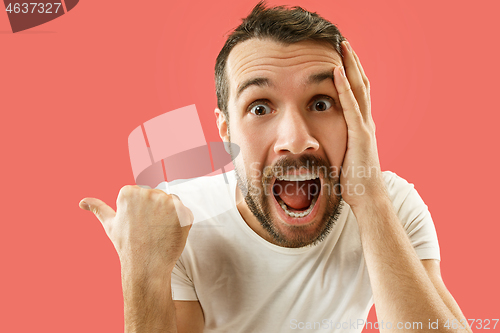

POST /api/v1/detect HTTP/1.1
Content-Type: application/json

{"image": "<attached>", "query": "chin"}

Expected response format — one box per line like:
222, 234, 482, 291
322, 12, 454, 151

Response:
238, 154, 344, 248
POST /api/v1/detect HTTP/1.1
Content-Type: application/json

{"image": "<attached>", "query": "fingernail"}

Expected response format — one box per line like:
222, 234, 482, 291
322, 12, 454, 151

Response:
80, 201, 90, 210
339, 66, 345, 77
344, 41, 352, 52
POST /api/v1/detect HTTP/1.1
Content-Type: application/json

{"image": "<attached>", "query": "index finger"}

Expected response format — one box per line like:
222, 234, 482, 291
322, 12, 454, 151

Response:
341, 41, 370, 121
334, 65, 364, 133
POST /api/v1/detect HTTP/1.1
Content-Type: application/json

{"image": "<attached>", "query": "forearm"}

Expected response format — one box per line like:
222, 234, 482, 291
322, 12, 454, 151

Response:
122, 266, 177, 333
353, 193, 470, 332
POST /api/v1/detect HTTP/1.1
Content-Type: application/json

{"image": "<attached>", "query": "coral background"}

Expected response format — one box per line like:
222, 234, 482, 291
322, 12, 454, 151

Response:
1, 0, 498, 331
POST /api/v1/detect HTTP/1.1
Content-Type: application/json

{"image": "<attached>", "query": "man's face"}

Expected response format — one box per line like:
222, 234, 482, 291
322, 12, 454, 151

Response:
217, 38, 347, 248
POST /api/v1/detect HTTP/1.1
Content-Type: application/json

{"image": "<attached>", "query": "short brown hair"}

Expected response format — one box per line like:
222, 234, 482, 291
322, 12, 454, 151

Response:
215, 1, 346, 118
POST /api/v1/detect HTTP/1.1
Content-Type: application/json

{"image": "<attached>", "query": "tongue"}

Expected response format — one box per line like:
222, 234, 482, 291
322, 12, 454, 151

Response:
274, 180, 316, 210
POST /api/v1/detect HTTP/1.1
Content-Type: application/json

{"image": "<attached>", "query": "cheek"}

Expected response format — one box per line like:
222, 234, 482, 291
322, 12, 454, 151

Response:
321, 116, 348, 167
229, 120, 273, 174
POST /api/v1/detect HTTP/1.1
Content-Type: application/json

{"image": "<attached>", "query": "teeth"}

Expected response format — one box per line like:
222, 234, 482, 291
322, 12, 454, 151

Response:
277, 173, 319, 181
278, 196, 318, 218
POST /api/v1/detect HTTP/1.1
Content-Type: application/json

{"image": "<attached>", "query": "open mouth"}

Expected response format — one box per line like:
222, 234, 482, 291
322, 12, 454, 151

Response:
272, 172, 322, 221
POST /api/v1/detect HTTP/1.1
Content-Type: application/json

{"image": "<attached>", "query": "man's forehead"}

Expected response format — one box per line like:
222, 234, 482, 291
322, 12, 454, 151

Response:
226, 38, 342, 94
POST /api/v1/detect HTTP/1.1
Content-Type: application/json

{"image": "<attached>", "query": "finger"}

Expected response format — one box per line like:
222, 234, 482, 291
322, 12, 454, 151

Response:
171, 194, 195, 227
351, 50, 374, 125
79, 198, 116, 226
334, 66, 363, 132
352, 50, 370, 90
342, 41, 370, 118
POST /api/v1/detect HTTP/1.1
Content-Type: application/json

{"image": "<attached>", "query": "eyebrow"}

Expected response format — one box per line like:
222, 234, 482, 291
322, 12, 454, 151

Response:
235, 70, 334, 100
236, 77, 272, 100
307, 71, 334, 85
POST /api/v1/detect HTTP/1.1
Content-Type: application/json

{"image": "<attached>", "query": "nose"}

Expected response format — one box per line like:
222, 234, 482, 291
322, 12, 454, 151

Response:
273, 108, 319, 155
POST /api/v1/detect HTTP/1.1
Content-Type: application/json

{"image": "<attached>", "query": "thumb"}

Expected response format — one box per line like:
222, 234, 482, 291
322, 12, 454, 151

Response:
79, 198, 116, 225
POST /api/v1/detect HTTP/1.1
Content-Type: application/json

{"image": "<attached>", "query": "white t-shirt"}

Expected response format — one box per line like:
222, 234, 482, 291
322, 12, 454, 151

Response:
156, 170, 440, 333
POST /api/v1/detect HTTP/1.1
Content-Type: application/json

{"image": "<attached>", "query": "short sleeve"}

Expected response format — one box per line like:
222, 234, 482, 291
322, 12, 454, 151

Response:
171, 257, 199, 301
384, 171, 441, 261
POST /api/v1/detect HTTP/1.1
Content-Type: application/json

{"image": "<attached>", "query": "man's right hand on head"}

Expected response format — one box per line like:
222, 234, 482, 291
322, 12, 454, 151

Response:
79, 186, 193, 276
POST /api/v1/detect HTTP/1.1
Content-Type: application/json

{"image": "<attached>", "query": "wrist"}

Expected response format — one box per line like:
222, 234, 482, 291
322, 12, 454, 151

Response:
121, 260, 174, 287
120, 251, 177, 275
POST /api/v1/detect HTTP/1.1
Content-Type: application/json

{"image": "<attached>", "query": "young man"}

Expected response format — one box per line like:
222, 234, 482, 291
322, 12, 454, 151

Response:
80, 3, 471, 332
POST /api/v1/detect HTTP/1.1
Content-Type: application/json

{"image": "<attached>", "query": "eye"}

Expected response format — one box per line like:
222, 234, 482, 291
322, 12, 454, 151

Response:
310, 97, 333, 112
249, 103, 272, 116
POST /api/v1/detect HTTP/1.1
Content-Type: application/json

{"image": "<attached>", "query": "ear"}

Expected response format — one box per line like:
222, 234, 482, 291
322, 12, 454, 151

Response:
215, 108, 229, 142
